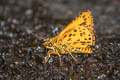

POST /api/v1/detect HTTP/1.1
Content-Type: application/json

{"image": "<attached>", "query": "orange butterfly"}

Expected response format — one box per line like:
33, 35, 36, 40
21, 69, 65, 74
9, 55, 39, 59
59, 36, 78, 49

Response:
43, 10, 95, 65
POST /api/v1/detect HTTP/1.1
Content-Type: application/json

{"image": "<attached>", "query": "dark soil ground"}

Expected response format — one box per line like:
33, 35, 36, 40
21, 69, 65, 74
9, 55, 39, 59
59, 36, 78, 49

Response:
0, 0, 120, 80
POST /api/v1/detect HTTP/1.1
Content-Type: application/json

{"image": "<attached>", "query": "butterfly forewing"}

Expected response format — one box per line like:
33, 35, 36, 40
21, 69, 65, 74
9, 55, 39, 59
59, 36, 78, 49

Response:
58, 10, 94, 35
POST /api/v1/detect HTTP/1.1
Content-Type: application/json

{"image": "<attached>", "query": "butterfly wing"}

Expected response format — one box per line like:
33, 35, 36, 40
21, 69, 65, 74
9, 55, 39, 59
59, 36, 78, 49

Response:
59, 10, 94, 35
56, 10, 95, 53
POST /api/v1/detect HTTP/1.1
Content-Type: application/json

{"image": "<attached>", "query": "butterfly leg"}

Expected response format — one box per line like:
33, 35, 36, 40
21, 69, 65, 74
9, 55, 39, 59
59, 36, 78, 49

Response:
44, 50, 62, 66
55, 50, 62, 66
44, 50, 54, 64
66, 48, 79, 64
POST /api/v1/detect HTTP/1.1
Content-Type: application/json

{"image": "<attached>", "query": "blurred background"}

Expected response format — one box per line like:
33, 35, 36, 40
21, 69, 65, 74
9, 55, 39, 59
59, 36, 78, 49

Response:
1, 0, 120, 36
0, 0, 120, 80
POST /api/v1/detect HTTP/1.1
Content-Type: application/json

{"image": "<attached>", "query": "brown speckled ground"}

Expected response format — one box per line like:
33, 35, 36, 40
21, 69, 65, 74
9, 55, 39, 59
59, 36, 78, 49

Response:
0, 0, 120, 80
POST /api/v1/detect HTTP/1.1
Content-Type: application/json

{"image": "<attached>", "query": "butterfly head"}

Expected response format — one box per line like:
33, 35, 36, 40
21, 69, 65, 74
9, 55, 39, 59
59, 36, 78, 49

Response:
43, 37, 55, 50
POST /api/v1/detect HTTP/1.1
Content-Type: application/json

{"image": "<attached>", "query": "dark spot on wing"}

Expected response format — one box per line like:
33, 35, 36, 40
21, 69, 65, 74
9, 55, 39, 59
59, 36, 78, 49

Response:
83, 32, 86, 35
71, 48, 74, 50
54, 39, 57, 43
76, 47, 80, 49
83, 28, 85, 30
64, 28, 73, 34
67, 38, 71, 41
59, 43, 62, 45
62, 45, 67, 48
64, 35, 67, 38
81, 41, 85, 45
75, 49, 77, 51
77, 39, 80, 41
88, 34, 91, 36
79, 22, 86, 26
89, 37, 91, 40
84, 38, 87, 40
87, 41, 90, 43
73, 34, 76, 36
88, 25, 91, 27
73, 42, 78, 45
84, 18, 87, 21
59, 39, 62, 41
74, 29, 77, 32
80, 33, 82, 36
69, 34, 72, 37
82, 15, 85, 18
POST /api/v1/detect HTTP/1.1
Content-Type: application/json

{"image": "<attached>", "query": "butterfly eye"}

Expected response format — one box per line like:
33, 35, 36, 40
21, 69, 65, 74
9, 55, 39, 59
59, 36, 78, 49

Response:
48, 43, 53, 47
